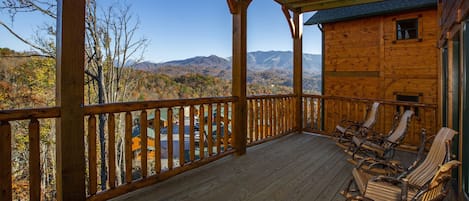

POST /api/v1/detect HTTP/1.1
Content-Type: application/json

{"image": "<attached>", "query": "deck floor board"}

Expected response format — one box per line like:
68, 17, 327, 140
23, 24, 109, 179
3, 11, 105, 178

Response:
112, 133, 415, 201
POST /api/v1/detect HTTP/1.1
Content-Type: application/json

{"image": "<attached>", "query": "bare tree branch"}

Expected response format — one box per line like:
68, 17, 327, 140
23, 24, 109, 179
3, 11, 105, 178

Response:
1, 0, 56, 19
0, 20, 55, 57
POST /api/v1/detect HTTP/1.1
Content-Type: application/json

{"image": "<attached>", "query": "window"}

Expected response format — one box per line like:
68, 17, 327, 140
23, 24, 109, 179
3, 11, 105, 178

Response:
396, 94, 420, 116
396, 19, 418, 40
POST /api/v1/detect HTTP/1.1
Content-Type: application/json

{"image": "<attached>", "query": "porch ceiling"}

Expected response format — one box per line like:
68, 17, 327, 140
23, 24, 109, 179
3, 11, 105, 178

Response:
275, 0, 383, 12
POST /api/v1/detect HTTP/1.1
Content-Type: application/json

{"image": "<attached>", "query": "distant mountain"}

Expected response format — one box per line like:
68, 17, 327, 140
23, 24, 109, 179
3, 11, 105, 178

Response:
134, 57, 230, 80
135, 51, 322, 73
244, 51, 321, 73
134, 51, 322, 93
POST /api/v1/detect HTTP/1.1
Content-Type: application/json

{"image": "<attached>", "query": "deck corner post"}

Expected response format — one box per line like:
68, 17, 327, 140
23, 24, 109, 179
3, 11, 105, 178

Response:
293, 11, 303, 132
56, 0, 86, 200
231, 0, 251, 155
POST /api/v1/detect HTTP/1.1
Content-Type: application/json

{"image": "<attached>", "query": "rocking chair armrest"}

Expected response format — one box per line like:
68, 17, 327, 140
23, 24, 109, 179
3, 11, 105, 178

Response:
357, 157, 404, 173
360, 141, 385, 154
340, 119, 362, 125
357, 157, 387, 168
364, 135, 385, 143
372, 175, 400, 183
339, 120, 364, 131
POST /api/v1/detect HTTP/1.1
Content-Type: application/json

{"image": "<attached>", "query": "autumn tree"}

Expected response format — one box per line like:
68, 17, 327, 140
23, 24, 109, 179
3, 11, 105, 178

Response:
1, 0, 148, 190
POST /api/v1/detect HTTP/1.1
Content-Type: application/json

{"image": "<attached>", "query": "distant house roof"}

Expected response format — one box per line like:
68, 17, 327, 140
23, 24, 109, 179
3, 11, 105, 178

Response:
305, 0, 436, 25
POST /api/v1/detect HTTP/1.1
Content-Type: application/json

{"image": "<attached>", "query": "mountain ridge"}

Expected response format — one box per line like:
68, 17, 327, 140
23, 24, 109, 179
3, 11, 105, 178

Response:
135, 51, 321, 73
133, 51, 322, 93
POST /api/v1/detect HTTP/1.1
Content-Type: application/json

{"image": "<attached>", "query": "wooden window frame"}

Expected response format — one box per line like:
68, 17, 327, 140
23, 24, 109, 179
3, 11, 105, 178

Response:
392, 14, 423, 43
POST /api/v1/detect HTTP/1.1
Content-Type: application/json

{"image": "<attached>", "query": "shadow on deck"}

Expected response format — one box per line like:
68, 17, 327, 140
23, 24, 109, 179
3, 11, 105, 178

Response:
112, 133, 417, 201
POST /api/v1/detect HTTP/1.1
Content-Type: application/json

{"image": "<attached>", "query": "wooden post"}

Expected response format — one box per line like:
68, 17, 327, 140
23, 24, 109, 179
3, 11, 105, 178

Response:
281, 7, 303, 132
0, 121, 12, 201
56, 0, 86, 200
282, 7, 303, 132
229, 0, 251, 156
293, 12, 303, 132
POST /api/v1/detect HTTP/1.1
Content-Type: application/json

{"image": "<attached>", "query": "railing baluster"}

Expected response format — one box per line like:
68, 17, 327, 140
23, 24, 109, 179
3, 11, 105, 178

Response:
346, 99, 351, 122
154, 109, 161, 174
207, 104, 213, 156
198, 105, 205, 159
140, 110, 148, 178
285, 97, 288, 134
310, 98, 314, 129
259, 99, 265, 139
281, 98, 285, 134
254, 100, 259, 141
303, 97, 307, 129
289, 97, 293, 131
223, 103, 229, 150
88, 115, 97, 194
248, 100, 254, 143
179, 107, 185, 166
108, 113, 116, 188
29, 119, 40, 201
216, 103, 222, 154
167, 108, 173, 170
285, 97, 289, 132
125, 112, 132, 183
265, 99, 269, 137
285, 98, 288, 132
190, 105, 195, 162
269, 99, 273, 137
278, 98, 282, 134
273, 98, 278, 136
0, 121, 12, 201
291, 97, 294, 131
316, 98, 321, 130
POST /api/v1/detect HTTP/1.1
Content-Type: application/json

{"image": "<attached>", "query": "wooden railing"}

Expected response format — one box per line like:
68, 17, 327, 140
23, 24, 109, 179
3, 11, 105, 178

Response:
302, 95, 438, 148
247, 94, 297, 146
84, 97, 237, 200
0, 107, 61, 201
0, 94, 439, 200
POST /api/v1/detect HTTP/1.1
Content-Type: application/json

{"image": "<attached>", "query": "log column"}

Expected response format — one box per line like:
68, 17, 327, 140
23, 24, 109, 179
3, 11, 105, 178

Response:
56, 0, 86, 200
282, 7, 303, 132
293, 12, 303, 132
228, 0, 251, 155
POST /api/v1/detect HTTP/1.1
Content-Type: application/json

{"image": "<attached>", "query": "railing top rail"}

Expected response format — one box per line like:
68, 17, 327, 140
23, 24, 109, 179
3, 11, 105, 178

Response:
84, 96, 238, 115
247, 94, 295, 99
0, 97, 238, 121
0, 107, 60, 121
302, 94, 438, 108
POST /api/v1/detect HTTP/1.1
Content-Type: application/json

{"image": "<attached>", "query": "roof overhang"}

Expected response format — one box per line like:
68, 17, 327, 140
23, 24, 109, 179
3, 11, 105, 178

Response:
274, 0, 383, 13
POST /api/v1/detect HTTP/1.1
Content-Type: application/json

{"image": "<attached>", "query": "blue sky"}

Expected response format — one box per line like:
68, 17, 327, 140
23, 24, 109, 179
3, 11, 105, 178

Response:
0, 0, 322, 62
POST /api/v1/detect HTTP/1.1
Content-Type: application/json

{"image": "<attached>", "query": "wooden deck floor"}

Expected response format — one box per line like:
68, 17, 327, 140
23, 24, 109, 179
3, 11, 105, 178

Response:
111, 133, 412, 201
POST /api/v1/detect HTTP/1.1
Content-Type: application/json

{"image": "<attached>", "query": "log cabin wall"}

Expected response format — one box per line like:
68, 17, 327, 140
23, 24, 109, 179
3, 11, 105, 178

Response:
323, 8, 438, 103
321, 7, 438, 146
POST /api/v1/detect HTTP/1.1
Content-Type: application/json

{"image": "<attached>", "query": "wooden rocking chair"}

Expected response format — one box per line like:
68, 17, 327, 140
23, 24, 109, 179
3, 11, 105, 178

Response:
335, 102, 380, 149
346, 110, 414, 162
342, 127, 458, 201
347, 128, 428, 176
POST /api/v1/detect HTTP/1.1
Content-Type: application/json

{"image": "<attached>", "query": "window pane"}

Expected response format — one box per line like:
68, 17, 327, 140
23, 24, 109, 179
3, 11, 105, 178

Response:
396, 19, 418, 40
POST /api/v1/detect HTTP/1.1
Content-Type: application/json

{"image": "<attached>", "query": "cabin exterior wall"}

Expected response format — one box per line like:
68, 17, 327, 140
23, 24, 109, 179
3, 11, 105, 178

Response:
322, 8, 439, 146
